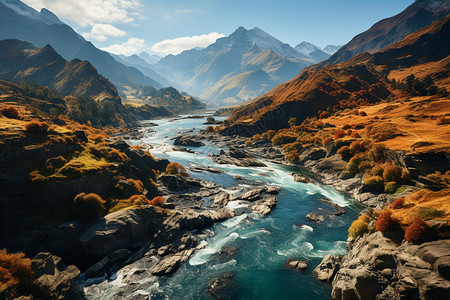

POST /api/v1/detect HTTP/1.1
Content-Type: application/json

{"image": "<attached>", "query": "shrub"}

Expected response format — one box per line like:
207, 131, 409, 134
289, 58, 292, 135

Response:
245, 140, 253, 147
73, 193, 106, 222
0, 249, 34, 298
337, 146, 353, 161
375, 210, 394, 232
107, 149, 129, 162
149, 196, 165, 206
166, 162, 186, 175
319, 111, 330, 119
371, 165, 384, 177
322, 137, 333, 145
347, 154, 366, 174
416, 207, 446, 219
368, 144, 385, 162
282, 142, 302, 153
285, 150, 299, 162
334, 130, 346, 139
262, 130, 276, 140
391, 197, 405, 209
348, 215, 370, 238
252, 134, 261, 141
383, 164, 403, 182
342, 124, 352, 130
436, 116, 450, 125
358, 160, 372, 173
271, 133, 297, 145
128, 194, 150, 206
0, 106, 21, 119
404, 217, 429, 244
384, 181, 397, 194
127, 178, 144, 194
205, 126, 214, 132
350, 140, 371, 153
363, 176, 384, 191
24, 120, 49, 134
359, 111, 367, 116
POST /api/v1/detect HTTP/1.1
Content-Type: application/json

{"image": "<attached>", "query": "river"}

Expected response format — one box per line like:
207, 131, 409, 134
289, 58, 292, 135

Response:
85, 113, 361, 299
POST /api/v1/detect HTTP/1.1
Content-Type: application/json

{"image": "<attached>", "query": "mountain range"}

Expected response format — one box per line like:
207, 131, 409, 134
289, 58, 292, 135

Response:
0, 0, 164, 90
223, 0, 450, 136
322, 0, 450, 66
155, 27, 339, 106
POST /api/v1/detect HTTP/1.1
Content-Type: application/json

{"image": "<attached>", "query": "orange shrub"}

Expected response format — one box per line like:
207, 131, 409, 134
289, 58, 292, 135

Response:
319, 111, 330, 119
149, 196, 165, 206
127, 178, 144, 194
404, 217, 429, 244
375, 210, 395, 232
73, 193, 106, 222
359, 111, 367, 116
0, 106, 21, 119
391, 197, 405, 209
24, 120, 49, 134
342, 124, 351, 130
166, 162, 186, 175
205, 126, 214, 132
0, 249, 34, 298
285, 150, 299, 162
245, 140, 253, 147
252, 134, 261, 141
383, 164, 403, 182
322, 137, 333, 145
128, 194, 150, 206
337, 146, 353, 161
368, 144, 385, 162
262, 130, 276, 140
334, 130, 346, 139
107, 149, 129, 162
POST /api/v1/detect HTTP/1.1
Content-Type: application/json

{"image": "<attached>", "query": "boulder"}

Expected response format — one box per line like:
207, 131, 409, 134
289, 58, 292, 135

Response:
313, 255, 341, 282
214, 192, 234, 207
207, 273, 238, 300
173, 135, 205, 147
84, 249, 132, 278
306, 211, 325, 223
239, 188, 266, 201
250, 196, 277, 215
31, 253, 81, 300
150, 249, 194, 276
284, 259, 308, 271
291, 173, 313, 183
266, 186, 280, 194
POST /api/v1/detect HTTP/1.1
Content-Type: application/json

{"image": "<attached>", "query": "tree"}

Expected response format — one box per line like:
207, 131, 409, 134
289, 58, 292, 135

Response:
288, 117, 297, 128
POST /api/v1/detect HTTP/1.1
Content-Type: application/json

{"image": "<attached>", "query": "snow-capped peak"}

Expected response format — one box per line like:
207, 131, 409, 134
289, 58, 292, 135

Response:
295, 41, 321, 56
0, 0, 62, 25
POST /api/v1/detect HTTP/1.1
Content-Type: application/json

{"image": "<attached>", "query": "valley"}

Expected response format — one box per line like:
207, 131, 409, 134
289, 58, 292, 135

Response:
0, 0, 449, 299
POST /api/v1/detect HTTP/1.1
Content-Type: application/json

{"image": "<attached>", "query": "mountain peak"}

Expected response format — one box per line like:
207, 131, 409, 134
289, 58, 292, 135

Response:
40, 8, 63, 25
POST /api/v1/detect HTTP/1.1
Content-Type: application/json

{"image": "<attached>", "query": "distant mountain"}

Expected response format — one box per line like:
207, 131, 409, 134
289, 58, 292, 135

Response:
138, 52, 162, 65
112, 54, 172, 88
223, 14, 450, 136
322, 0, 450, 66
156, 26, 312, 105
139, 87, 206, 114
0, 0, 164, 90
295, 41, 341, 62
0, 39, 119, 101
322, 45, 341, 55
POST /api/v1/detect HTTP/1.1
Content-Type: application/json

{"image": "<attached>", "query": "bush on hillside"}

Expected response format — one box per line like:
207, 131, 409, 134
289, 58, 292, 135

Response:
0, 106, 21, 119
337, 146, 353, 161
106, 149, 129, 162
262, 130, 276, 140
24, 120, 49, 134
383, 164, 403, 182
166, 162, 186, 175
391, 198, 405, 209
416, 207, 446, 219
375, 210, 395, 232
348, 215, 370, 238
149, 196, 165, 206
384, 181, 397, 194
0, 249, 35, 298
73, 193, 106, 222
363, 176, 384, 192
368, 144, 385, 162
404, 217, 429, 244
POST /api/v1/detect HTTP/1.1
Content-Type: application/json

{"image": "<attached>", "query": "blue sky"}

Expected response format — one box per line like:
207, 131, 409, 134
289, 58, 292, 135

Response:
23, 0, 415, 56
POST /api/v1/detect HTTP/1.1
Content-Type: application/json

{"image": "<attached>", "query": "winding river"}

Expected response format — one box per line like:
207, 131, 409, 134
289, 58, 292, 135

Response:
86, 113, 361, 299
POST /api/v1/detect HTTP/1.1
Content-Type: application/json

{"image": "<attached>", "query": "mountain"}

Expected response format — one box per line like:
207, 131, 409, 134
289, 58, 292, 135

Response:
323, 0, 450, 66
155, 26, 312, 106
222, 15, 450, 136
294, 41, 331, 62
140, 87, 206, 113
0, 39, 119, 101
138, 52, 162, 65
0, 0, 164, 91
112, 54, 172, 88
322, 45, 341, 55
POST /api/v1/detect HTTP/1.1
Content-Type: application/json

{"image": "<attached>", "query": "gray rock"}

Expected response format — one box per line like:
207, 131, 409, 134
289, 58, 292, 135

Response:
313, 255, 341, 282
207, 272, 238, 300
150, 249, 195, 276
266, 186, 280, 194
157, 244, 175, 257
284, 259, 308, 271
214, 192, 234, 207
306, 211, 325, 223
31, 253, 81, 300
84, 249, 132, 278
174, 135, 205, 147
250, 196, 277, 215
291, 173, 313, 183
239, 188, 266, 201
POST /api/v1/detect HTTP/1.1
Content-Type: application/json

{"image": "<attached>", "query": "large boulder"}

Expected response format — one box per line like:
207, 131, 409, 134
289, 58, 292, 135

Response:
31, 253, 81, 300
250, 196, 278, 215
173, 135, 205, 147
313, 255, 341, 282
207, 272, 238, 300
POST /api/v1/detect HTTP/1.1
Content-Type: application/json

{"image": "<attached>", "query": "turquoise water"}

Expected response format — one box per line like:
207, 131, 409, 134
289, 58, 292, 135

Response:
123, 114, 360, 299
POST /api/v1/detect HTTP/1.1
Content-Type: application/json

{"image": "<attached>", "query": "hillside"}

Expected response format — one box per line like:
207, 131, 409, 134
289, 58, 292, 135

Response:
155, 27, 313, 105
322, 0, 450, 66
223, 15, 450, 136
0, 0, 164, 91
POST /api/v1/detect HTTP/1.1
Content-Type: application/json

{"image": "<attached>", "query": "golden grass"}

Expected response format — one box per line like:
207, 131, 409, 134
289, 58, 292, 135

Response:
391, 189, 450, 227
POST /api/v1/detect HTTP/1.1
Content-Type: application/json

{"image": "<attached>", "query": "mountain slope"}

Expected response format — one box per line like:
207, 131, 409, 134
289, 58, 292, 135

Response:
0, 39, 119, 101
156, 27, 312, 105
322, 0, 450, 66
0, 0, 163, 90
223, 15, 450, 136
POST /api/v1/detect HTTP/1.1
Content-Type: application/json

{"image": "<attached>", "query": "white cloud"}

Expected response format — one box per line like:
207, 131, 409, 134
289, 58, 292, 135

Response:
22, 0, 141, 27
101, 37, 145, 55
83, 24, 126, 42
151, 32, 225, 55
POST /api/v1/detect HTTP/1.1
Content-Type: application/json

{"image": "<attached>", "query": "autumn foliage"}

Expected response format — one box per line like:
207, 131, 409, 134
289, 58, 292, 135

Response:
348, 214, 370, 238
166, 162, 188, 176
106, 149, 129, 162
0, 249, 34, 298
149, 196, 165, 206
0, 106, 21, 119
391, 198, 405, 209
73, 192, 106, 222
24, 120, 49, 134
404, 217, 429, 244
375, 210, 395, 232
